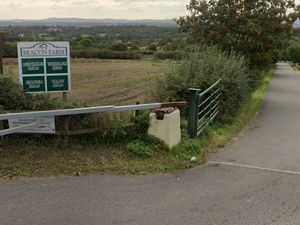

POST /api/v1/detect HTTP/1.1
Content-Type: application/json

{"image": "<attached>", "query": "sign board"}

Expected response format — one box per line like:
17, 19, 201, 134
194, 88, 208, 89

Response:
17, 42, 71, 93
8, 116, 56, 134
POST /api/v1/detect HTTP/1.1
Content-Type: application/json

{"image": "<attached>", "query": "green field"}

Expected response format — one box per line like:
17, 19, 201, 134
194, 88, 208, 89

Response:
3, 58, 169, 106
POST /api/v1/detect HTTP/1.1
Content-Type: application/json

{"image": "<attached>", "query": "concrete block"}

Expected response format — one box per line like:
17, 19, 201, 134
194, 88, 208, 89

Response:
148, 109, 181, 148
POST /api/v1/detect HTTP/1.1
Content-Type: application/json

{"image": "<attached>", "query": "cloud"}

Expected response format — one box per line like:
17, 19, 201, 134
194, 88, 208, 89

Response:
0, 0, 190, 19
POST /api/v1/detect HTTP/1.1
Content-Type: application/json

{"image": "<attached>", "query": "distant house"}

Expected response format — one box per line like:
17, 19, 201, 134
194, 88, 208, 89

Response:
99, 33, 107, 38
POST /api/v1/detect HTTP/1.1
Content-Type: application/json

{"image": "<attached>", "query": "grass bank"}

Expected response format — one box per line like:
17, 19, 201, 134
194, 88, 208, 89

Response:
0, 68, 274, 179
290, 63, 300, 72
201, 67, 274, 151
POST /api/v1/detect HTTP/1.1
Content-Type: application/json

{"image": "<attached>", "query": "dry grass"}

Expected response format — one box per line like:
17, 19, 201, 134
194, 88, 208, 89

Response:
3, 58, 168, 106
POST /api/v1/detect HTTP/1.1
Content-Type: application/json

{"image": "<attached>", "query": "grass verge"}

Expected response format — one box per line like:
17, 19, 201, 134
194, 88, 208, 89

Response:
290, 63, 300, 72
0, 68, 274, 179
200, 68, 274, 151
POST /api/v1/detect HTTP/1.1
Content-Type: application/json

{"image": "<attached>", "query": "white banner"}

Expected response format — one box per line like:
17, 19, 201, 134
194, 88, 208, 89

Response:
8, 116, 56, 134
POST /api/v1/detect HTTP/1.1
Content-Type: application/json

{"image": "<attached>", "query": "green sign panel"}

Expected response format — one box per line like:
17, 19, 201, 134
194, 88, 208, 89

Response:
47, 75, 68, 91
18, 42, 71, 93
46, 58, 68, 74
22, 58, 44, 75
23, 76, 45, 92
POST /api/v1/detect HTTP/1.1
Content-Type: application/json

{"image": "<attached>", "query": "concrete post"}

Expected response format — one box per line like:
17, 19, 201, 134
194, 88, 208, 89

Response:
148, 109, 181, 148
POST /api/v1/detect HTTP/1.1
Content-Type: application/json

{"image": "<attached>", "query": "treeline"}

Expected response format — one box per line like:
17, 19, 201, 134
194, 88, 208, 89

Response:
3, 25, 188, 60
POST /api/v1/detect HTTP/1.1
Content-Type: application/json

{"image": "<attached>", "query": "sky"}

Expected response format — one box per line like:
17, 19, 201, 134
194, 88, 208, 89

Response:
0, 0, 190, 20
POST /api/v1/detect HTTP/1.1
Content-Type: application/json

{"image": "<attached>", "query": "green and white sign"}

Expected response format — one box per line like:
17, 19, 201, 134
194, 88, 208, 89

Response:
18, 42, 71, 93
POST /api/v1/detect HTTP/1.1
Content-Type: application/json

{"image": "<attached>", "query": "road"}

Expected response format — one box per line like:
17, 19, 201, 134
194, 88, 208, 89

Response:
1, 63, 300, 225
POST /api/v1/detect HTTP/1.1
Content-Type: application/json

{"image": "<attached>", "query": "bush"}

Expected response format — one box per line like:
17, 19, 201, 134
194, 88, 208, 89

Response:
288, 42, 300, 64
131, 111, 150, 135
4, 41, 17, 58
150, 46, 251, 121
110, 42, 128, 51
155, 51, 186, 60
0, 77, 64, 110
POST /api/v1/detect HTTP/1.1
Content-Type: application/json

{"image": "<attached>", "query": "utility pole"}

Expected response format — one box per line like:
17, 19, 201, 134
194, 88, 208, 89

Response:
0, 31, 9, 75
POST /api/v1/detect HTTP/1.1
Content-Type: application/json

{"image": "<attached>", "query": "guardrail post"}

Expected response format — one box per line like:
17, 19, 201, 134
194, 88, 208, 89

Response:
188, 88, 200, 138
135, 101, 140, 117
63, 116, 70, 144
0, 105, 4, 143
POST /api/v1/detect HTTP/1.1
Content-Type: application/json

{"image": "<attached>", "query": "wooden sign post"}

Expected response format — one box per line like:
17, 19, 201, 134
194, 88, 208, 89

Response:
0, 31, 9, 75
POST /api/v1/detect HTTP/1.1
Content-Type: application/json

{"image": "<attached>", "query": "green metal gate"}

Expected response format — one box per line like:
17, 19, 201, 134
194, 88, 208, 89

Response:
187, 79, 221, 138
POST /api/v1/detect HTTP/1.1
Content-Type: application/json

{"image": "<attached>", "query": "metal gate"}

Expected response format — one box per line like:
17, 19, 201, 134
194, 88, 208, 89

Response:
187, 79, 221, 138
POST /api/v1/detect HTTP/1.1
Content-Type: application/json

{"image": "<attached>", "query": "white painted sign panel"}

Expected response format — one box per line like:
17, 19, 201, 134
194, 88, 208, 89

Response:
8, 116, 56, 134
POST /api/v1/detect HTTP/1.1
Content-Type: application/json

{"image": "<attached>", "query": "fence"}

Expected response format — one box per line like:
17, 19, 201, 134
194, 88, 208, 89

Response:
0, 102, 186, 137
187, 79, 221, 138
0, 78, 221, 139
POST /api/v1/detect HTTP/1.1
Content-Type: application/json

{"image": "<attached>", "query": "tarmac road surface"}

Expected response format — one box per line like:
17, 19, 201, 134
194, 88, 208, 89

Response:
1, 63, 300, 225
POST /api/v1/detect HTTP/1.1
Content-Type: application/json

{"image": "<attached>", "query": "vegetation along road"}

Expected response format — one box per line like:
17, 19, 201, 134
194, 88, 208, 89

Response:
0, 62, 300, 224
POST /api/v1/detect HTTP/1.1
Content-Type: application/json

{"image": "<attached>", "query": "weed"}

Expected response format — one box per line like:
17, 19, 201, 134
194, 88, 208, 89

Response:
126, 135, 168, 158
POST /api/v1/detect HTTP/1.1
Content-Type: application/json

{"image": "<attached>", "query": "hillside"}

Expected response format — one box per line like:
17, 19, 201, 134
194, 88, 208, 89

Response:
0, 18, 177, 27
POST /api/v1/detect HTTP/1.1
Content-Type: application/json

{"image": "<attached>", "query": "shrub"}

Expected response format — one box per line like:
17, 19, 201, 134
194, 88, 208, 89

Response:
131, 111, 150, 136
154, 51, 186, 60
150, 46, 251, 121
4, 41, 17, 58
0, 77, 33, 110
148, 44, 157, 51
0, 77, 64, 110
110, 42, 128, 51
288, 42, 300, 64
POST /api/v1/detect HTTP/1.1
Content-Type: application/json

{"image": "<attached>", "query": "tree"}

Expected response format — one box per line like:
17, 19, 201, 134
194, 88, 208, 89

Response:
79, 38, 94, 48
178, 0, 296, 68
288, 41, 300, 64
148, 43, 157, 51
110, 42, 128, 51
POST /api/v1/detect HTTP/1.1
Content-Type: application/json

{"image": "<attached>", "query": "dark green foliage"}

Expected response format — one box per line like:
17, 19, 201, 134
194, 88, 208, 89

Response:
131, 111, 150, 135
150, 47, 251, 121
171, 137, 203, 160
3, 41, 17, 58
110, 42, 128, 51
126, 136, 168, 158
71, 49, 141, 59
126, 141, 154, 157
79, 38, 94, 48
154, 51, 186, 60
148, 44, 157, 51
0, 77, 33, 110
0, 77, 64, 110
178, 0, 296, 69
288, 42, 300, 64
247, 69, 263, 90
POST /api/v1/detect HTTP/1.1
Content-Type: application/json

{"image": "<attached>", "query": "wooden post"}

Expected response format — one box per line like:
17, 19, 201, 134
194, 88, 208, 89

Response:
0, 38, 3, 75
63, 116, 70, 144
0, 32, 9, 75
0, 105, 4, 144
135, 101, 140, 117
62, 92, 67, 102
